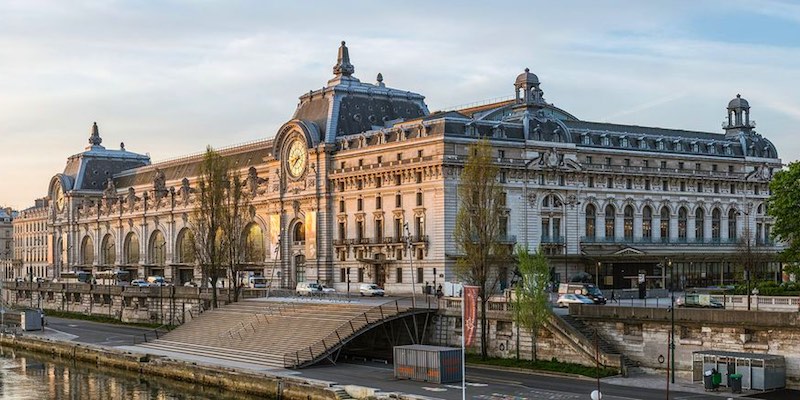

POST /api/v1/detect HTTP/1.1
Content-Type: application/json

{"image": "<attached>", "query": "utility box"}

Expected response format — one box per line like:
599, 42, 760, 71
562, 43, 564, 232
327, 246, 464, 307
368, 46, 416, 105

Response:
20, 309, 43, 331
394, 345, 462, 384
693, 350, 785, 391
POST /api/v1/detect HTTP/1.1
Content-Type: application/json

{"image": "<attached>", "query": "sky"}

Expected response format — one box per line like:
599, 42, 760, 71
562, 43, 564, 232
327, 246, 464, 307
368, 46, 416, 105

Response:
1, 0, 799, 209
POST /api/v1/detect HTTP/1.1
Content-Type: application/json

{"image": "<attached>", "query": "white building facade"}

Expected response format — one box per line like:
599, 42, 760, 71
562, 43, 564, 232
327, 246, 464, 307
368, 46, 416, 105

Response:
37, 43, 782, 293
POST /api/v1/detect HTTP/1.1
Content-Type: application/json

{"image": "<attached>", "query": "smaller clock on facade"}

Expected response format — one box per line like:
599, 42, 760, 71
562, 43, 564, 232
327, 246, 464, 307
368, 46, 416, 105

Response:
55, 184, 65, 212
287, 138, 308, 178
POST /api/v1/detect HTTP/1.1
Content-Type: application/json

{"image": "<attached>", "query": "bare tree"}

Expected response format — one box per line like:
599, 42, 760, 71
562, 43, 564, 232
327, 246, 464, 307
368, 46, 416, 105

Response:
191, 147, 228, 308
736, 227, 772, 310
453, 138, 513, 360
221, 170, 251, 303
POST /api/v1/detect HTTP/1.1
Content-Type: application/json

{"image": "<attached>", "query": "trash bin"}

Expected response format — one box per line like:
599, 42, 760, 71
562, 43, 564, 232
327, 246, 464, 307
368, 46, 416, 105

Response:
730, 373, 742, 393
704, 370, 714, 391
712, 371, 722, 390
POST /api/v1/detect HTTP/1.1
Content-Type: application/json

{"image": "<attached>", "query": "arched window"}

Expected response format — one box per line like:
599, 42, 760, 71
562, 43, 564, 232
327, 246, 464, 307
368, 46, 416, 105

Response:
728, 209, 738, 240
149, 230, 166, 265
712, 208, 721, 240
101, 234, 115, 265
293, 222, 305, 243
176, 229, 195, 264
678, 207, 688, 240
695, 208, 705, 240
660, 206, 670, 242
584, 204, 596, 238
623, 205, 634, 240
124, 233, 140, 264
243, 223, 265, 263
642, 206, 652, 240
81, 235, 94, 265
604, 205, 615, 239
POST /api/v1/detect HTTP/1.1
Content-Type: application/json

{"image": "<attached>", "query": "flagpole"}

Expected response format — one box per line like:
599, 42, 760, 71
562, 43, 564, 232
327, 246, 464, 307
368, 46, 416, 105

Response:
461, 283, 466, 400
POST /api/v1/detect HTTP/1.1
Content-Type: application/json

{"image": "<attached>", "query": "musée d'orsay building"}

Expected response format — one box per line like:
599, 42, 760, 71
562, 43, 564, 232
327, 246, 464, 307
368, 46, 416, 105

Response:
41, 42, 783, 293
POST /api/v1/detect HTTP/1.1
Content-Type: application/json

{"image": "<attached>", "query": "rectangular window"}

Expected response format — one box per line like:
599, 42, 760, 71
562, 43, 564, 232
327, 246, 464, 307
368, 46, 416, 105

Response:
558, 175, 565, 186
662, 180, 669, 191
416, 192, 423, 206
397, 153, 402, 161
357, 198, 363, 211
339, 222, 345, 239
395, 174, 401, 185
588, 176, 595, 188
500, 171, 507, 183
338, 181, 345, 191
415, 171, 422, 183
697, 182, 703, 193
395, 194, 402, 208
358, 268, 364, 283
376, 196, 382, 210
541, 218, 550, 240
377, 156, 383, 164
358, 159, 363, 167
730, 184, 736, 194
357, 179, 363, 190
498, 150, 505, 159
394, 218, 402, 240
643, 160, 649, 168
624, 158, 631, 167
356, 221, 364, 240
678, 162, 684, 170
586, 156, 593, 164
626, 179, 632, 189
728, 165, 734, 173
417, 150, 424, 158
660, 161, 667, 169
339, 199, 345, 213
645, 179, 651, 190
712, 164, 718, 172
714, 183, 720, 193
553, 218, 561, 240
376, 177, 382, 188
417, 267, 424, 282
396, 248, 403, 260
396, 268, 403, 283
375, 219, 383, 241
340, 268, 346, 282
680, 182, 686, 192
605, 157, 612, 166
415, 216, 423, 237
340, 161, 346, 169
606, 178, 613, 189
754, 185, 760, 195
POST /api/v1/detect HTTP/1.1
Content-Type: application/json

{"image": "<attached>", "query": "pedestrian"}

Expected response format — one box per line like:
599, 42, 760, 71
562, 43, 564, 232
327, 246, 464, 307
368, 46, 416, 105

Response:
610, 288, 618, 303
436, 284, 443, 299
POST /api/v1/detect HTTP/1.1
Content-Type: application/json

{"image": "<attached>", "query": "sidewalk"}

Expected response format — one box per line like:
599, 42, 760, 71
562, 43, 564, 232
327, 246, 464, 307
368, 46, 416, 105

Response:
603, 373, 755, 398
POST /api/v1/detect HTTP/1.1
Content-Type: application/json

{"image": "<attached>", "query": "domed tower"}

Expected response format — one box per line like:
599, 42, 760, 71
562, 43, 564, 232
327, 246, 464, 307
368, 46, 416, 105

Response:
514, 68, 545, 106
724, 94, 754, 138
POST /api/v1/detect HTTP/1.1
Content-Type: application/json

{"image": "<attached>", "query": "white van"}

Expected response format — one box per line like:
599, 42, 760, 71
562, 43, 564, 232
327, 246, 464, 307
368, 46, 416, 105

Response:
359, 284, 385, 297
296, 282, 322, 296
147, 276, 166, 286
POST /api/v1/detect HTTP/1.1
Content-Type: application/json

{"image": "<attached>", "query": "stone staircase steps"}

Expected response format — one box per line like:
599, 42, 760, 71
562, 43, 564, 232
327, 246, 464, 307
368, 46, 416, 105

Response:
139, 340, 284, 368
559, 314, 642, 376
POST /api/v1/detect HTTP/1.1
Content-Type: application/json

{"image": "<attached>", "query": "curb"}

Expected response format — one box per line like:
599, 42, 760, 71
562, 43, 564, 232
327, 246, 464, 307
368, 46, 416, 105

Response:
466, 362, 598, 381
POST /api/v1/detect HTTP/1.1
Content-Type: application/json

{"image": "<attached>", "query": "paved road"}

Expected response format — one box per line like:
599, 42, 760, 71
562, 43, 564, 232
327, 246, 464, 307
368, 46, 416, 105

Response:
297, 361, 723, 400
38, 317, 154, 347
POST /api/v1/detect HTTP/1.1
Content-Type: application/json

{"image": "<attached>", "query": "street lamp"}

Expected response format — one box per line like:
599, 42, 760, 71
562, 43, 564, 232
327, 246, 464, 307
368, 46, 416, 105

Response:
667, 257, 675, 385
404, 221, 417, 309
564, 197, 581, 283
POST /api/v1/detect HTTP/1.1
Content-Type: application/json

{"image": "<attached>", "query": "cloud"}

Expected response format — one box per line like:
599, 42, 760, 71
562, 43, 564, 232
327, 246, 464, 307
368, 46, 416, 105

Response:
0, 1, 799, 208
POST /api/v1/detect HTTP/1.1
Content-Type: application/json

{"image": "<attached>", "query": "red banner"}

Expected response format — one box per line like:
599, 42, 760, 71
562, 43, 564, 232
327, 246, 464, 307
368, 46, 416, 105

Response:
463, 285, 480, 347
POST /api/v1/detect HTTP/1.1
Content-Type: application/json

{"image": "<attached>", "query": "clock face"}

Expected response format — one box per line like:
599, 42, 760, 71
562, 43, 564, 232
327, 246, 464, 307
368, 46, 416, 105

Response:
55, 184, 65, 212
287, 138, 308, 178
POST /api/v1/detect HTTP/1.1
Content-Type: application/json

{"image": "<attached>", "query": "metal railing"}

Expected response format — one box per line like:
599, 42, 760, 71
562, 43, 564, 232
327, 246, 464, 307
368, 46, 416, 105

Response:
132, 323, 173, 345
283, 297, 437, 368
580, 236, 739, 245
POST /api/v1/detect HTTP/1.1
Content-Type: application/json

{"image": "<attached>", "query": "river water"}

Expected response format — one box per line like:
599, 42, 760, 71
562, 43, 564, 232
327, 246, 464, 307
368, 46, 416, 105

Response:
0, 347, 268, 399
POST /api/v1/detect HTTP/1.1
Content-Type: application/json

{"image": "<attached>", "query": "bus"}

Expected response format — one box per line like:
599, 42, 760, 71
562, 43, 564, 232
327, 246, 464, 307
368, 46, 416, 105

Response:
95, 270, 132, 286
247, 276, 268, 289
58, 271, 93, 284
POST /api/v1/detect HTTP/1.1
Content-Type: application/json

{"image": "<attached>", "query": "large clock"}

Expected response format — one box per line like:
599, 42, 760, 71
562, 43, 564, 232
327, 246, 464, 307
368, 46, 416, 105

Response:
55, 184, 65, 212
287, 138, 308, 178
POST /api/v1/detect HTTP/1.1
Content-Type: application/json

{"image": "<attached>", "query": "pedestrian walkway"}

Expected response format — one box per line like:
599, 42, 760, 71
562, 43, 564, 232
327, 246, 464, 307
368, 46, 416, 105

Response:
603, 373, 756, 398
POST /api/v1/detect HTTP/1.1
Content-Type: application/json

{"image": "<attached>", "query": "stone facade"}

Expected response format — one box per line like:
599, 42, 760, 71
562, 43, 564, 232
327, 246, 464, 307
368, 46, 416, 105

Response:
12, 199, 49, 280
17, 41, 783, 293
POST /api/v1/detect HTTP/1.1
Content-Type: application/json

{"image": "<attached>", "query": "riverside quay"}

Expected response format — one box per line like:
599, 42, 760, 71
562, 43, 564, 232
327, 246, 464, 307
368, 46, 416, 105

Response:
20, 41, 783, 294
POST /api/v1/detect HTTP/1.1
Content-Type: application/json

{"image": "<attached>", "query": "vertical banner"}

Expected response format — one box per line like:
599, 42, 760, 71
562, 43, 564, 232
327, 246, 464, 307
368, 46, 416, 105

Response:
305, 211, 317, 260
269, 214, 280, 260
463, 285, 480, 347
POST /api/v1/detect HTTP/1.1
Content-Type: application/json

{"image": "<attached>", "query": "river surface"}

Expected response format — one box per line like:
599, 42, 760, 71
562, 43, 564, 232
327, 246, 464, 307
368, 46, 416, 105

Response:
0, 347, 268, 399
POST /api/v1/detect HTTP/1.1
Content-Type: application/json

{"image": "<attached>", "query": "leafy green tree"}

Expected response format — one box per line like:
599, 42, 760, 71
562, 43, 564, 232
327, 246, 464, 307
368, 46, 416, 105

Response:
453, 139, 513, 360
768, 162, 800, 263
513, 246, 551, 361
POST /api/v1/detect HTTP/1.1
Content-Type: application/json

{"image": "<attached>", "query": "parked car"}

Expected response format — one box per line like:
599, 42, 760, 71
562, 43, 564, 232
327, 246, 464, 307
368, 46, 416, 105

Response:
359, 284, 385, 297
558, 283, 607, 304
296, 282, 322, 296
556, 293, 594, 308
321, 285, 336, 294
147, 276, 166, 286
183, 281, 198, 287
676, 293, 723, 308
131, 279, 149, 287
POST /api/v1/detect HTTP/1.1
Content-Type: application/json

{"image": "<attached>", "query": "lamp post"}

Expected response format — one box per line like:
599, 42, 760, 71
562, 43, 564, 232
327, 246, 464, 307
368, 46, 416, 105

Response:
404, 221, 416, 309
667, 257, 675, 385
564, 197, 581, 283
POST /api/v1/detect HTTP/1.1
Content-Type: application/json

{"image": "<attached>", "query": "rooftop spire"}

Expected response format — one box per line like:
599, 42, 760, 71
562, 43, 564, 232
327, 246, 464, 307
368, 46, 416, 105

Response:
332, 41, 355, 77
88, 121, 103, 147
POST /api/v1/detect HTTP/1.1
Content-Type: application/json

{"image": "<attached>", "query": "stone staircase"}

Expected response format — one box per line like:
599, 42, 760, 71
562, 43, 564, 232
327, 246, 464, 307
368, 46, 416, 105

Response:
558, 314, 642, 376
137, 298, 431, 369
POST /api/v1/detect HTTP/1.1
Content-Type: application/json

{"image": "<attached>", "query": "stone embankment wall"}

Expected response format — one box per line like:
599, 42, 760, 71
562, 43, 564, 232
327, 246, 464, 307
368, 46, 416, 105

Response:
433, 297, 621, 370
0, 334, 417, 400
571, 304, 800, 388
4, 282, 259, 324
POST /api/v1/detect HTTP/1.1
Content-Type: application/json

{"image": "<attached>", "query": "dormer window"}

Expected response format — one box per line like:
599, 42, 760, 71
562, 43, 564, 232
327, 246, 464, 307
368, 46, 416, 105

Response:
620, 136, 628, 148
582, 134, 591, 145
692, 142, 699, 152
673, 140, 682, 151
708, 143, 716, 154
639, 137, 647, 149
724, 145, 732, 155
601, 135, 609, 146
656, 140, 665, 151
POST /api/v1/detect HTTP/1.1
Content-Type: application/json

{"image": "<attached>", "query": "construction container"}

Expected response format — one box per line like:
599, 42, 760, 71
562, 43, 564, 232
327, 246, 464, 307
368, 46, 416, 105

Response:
393, 345, 462, 384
